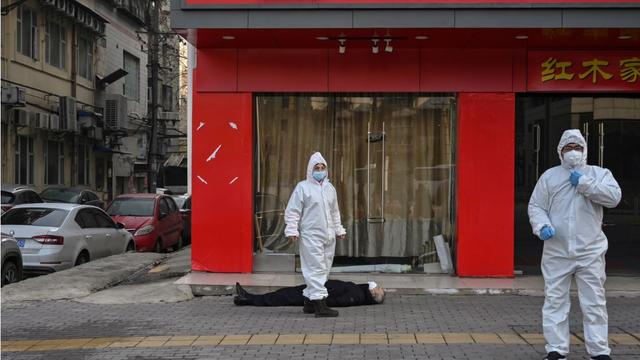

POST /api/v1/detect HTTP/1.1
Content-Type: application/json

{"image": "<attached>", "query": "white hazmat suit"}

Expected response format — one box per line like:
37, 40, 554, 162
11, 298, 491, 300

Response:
285, 152, 346, 301
528, 129, 621, 357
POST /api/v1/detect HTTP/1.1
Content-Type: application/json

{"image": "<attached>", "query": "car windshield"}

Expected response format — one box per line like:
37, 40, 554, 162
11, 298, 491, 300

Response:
1, 191, 15, 204
172, 197, 186, 209
107, 198, 155, 217
40, 188, 80, 203
1, 208, 68, 227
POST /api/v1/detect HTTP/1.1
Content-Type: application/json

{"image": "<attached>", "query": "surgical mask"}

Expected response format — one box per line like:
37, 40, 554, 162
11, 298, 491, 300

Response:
312, 170, 327, 182
563, 150, 583, 167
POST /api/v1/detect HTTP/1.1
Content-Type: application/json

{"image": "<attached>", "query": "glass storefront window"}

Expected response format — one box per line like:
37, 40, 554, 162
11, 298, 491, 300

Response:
255, 94, 456, 273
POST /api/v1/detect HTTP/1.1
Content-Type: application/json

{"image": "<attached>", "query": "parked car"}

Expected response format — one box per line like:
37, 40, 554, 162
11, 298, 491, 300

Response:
1, 232, 23, 286
171, 194, 191, 245
40, 186, 104, 209
0, 204, 135, 274
106, 194, 183, 253
1, 185, 43, 214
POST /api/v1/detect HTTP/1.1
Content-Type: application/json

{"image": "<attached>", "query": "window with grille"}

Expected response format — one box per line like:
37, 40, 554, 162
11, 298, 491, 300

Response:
45, 18, 66, 69
16, 6, 39, 60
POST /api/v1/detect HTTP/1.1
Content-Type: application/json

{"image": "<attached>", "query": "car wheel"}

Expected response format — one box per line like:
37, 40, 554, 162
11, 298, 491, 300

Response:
155, 239, 163, 253
75, 251, 90, 266
126, 241, 136, 252
1, 259, 20, 287
173, 233, 183, 252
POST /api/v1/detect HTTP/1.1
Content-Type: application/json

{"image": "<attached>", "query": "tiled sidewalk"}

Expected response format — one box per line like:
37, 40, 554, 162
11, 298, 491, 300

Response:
3, 331, 640, 352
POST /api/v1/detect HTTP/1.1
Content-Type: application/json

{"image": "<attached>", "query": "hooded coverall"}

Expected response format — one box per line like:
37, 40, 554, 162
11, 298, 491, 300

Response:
285, 152, 346, 301
528, 129, 621, 357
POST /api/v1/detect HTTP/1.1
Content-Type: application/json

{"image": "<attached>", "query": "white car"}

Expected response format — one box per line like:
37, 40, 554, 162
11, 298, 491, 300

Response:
0, 203, 135, 274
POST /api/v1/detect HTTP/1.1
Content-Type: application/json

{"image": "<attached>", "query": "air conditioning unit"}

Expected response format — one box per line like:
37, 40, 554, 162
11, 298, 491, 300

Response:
27, 111, 39, 128
158, 112, 179, 121
1, 86, 26, 105
59, 96, 77, 132
49, 114, 60, 130
36, 113, 50, 129
66, 2, 75, 17
55, 0, 66, 12
104, 94, 128, 130
92, 19, 102, 33
76, 10, 86, 25
90, 127, 104, 140
15, 109, 28, 126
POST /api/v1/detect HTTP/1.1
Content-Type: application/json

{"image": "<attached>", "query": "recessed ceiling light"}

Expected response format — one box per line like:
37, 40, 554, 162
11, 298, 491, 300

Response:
618, 35, 632, 40
316, 36, 329, 40
415, 35, 429, 40
515, 35, 528, 40
222, 36, 235, 40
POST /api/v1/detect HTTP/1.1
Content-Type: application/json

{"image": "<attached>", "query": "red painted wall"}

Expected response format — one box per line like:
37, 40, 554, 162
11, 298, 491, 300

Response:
456, 93, 515, 277
197, 48, 519, 93
191, 91, 253, 272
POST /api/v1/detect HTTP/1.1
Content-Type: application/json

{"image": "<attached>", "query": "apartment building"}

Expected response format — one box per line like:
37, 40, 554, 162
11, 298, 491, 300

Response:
1, 0, 185, 198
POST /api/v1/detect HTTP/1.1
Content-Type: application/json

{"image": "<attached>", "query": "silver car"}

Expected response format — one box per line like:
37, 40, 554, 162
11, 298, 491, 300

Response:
0, 203, 135, 274
1, 232, 23, 286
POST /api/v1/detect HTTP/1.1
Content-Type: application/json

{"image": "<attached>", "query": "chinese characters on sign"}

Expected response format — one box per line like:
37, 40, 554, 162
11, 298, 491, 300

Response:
529, 52, 640, 91
541, 56, 640, 84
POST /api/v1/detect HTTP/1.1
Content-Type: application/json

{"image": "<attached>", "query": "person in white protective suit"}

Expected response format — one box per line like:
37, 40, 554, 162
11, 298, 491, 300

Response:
285, 152, 347, 317
528, 129, 621, 360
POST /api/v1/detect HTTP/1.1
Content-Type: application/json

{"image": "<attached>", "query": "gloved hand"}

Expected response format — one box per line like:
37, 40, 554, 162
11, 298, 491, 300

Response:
570, 171, 582, 187
539, 225, 555, 241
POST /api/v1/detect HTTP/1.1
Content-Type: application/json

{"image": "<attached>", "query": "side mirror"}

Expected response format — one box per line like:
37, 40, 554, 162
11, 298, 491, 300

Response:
159, 212, 168, 219
116, 222, 125, 229
180, 209, 191, 214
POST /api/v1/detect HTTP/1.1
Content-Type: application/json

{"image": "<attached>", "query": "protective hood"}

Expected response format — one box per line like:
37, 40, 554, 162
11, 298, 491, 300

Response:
557, 129, 588, 169
306, 152, 329, 183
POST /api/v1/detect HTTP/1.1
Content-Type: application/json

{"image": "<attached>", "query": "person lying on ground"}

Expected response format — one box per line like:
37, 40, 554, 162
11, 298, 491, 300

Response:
233, 279, 385, 314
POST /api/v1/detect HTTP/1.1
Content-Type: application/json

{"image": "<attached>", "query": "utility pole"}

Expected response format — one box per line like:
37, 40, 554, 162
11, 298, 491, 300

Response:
147, 0, 160, 193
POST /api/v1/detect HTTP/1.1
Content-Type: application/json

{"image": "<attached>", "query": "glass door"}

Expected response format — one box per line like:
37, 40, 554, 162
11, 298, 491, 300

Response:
515, 96, 640, 274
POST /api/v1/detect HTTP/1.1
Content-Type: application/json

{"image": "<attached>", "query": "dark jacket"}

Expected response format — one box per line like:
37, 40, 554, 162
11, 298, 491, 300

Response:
250, 279, 376, 307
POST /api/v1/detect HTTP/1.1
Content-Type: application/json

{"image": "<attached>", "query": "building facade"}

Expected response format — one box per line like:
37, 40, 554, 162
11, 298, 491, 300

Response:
173, 0, 640, 277
2, 0, 186, 198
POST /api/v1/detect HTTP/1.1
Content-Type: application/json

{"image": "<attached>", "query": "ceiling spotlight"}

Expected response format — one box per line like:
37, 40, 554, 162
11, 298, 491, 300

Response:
338, 38, 346, 54
371, 39, 379, 54
222, 35, 235, 40
316, 36, 329, 40
384, 39, 393, 53
415, 35, 429, 40
618, 35, 632, 40
514, 35, 528, 40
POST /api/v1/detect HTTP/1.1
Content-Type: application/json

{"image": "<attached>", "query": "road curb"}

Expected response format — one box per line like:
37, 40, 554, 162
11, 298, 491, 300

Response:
1, 252, 166, 303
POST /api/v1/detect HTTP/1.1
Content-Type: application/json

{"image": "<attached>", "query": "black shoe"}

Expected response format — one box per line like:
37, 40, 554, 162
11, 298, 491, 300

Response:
591, 356, 611, 360
303, 297, 314, 314
235, 282, 250, 298
233, 295, 253, 306
544, 352, 566, 360
312, 299, 338, 318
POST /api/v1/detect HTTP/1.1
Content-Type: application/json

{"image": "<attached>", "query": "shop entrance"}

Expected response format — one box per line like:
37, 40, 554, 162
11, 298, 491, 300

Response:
515, 96, 640, 275
255, 95, 456, 273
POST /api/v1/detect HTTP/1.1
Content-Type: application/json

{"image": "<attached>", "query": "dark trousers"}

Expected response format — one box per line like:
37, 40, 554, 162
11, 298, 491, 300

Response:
251, 285, 307, 306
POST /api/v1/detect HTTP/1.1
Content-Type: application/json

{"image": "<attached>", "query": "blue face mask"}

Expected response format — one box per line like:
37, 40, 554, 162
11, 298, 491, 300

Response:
312, 170, 327, 182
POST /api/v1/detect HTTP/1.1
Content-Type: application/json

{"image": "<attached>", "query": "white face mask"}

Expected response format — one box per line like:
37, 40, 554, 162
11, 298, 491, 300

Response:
563, 150, 583, 167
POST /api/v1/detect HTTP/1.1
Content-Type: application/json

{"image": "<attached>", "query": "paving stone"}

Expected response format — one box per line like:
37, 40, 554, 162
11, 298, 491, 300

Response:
332, 334, 359, 344
247, 334, 278, 345
470, 333, 502, 344
443, 333, 474, 344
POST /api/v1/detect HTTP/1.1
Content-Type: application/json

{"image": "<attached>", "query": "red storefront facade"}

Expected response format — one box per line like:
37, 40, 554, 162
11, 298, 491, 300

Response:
172, 1, 640, 277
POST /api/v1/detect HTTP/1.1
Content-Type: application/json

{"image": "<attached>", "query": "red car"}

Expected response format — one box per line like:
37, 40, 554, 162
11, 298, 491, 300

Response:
106, 194, 183, 252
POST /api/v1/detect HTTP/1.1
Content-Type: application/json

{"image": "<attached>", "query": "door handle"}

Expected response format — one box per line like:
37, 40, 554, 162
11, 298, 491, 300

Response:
105, 234, 111, 238
85, 235, 92, 239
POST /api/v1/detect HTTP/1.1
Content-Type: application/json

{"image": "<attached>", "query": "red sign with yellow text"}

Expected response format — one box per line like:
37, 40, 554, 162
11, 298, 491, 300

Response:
528, 52, 640, 92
